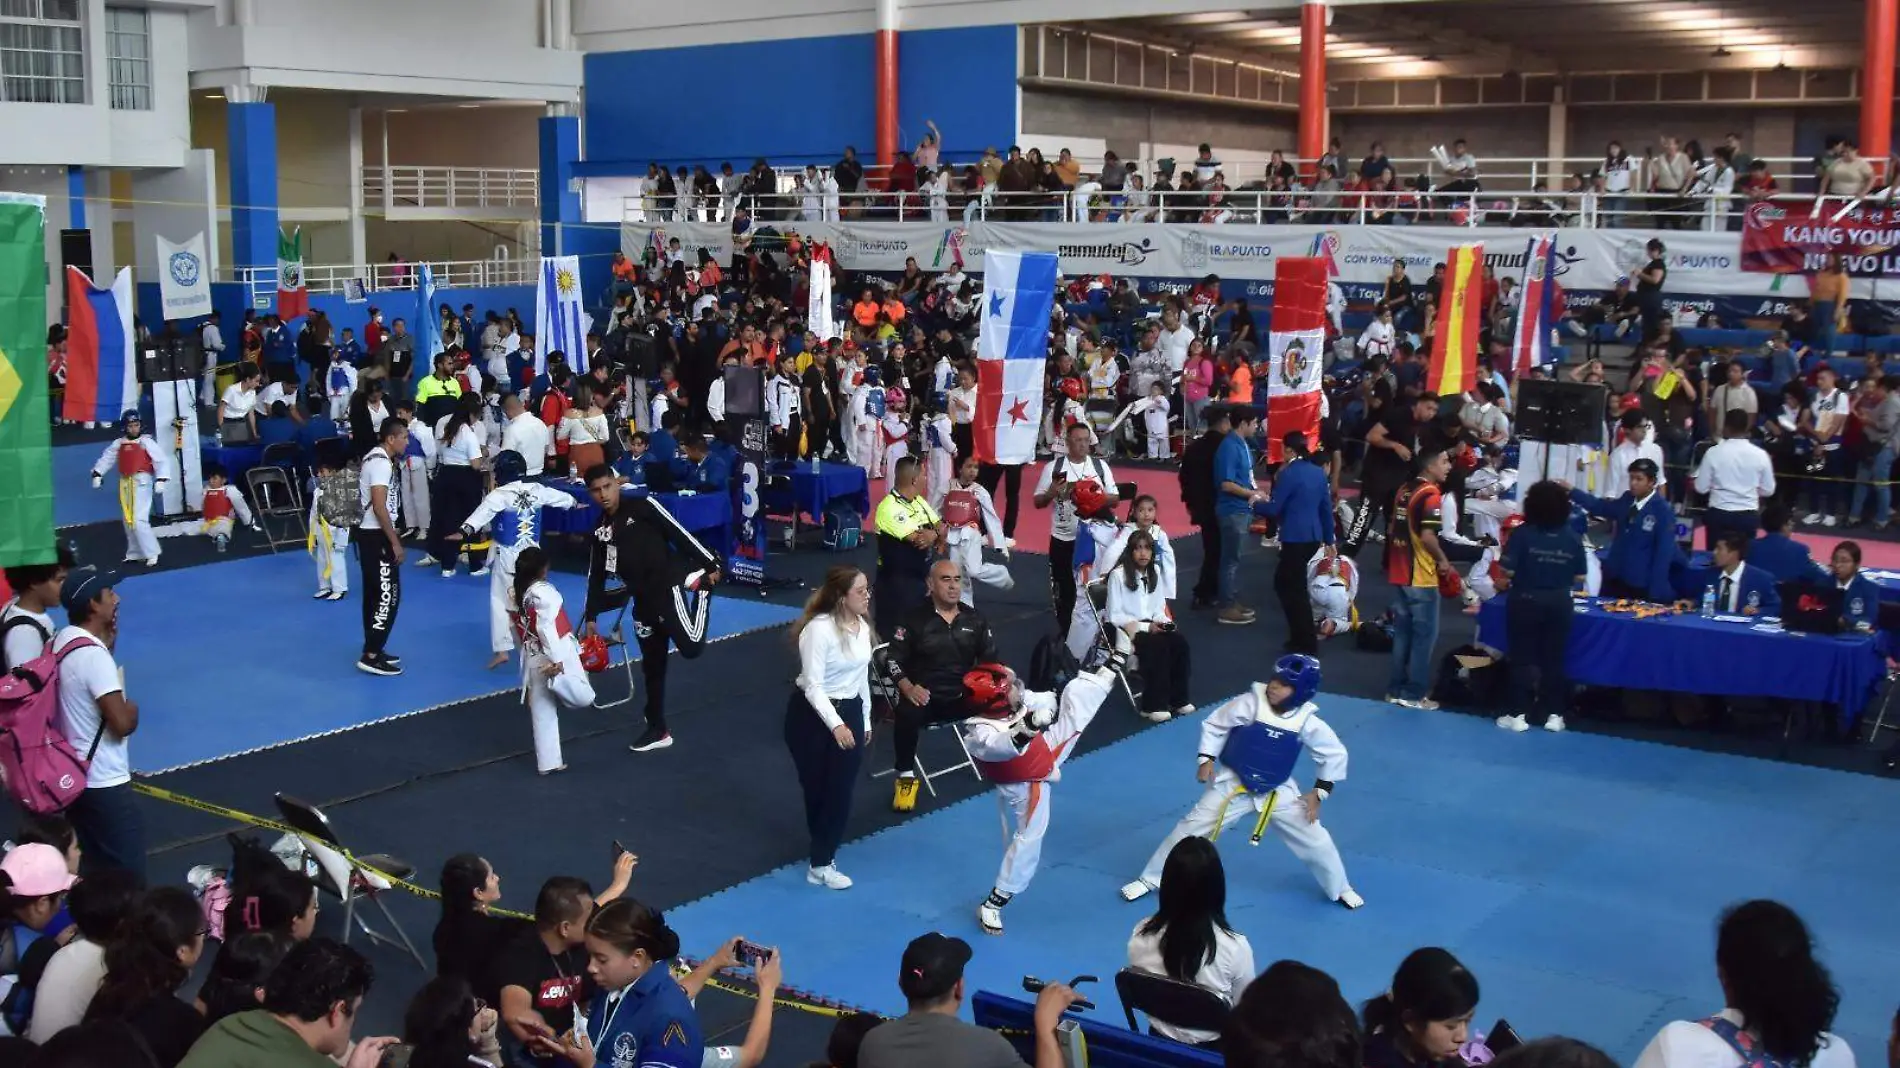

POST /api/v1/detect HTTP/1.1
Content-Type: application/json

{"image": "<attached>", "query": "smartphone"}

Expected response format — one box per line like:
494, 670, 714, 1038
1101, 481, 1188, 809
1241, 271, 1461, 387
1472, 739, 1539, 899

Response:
1488, 1018, 1524, 1054
733, 939, 772, 967
612, 839, 629, 858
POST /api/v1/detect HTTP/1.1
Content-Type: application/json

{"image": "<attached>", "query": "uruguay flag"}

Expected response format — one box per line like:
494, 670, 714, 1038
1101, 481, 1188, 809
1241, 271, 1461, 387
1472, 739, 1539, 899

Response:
974, 250, 1057, 465
536, 255, 589, 376
62, 266, 136, 424
1510, 233, 1558, 375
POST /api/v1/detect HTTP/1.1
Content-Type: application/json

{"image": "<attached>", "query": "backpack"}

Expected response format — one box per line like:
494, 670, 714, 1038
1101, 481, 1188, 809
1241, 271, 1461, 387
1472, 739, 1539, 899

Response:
0, 613, 52, 673
0, 635, 106, 815
316, 465, 364, 529
1027, 631, 1080, 695
822, 505, 862, 552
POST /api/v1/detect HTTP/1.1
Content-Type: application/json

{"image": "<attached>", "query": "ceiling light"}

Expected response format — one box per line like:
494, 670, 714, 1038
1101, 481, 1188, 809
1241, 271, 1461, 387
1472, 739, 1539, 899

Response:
458, 103, 479, 108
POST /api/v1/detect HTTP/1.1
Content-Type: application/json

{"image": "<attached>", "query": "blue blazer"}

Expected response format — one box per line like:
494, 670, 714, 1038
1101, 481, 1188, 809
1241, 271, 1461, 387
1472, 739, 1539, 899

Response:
1258, 457, 1336, 544
1838, 573, 1882, 630
1747, 532, 1818, 584
1571, 488, 1680, 602
1698, 562, 1782, 616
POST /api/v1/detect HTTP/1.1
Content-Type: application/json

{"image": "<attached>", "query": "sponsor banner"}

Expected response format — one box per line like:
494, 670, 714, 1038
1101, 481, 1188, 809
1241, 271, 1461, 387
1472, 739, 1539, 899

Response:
1740, 200, 1900, 276
155, 232, 212, 319
622, 222, 733, 269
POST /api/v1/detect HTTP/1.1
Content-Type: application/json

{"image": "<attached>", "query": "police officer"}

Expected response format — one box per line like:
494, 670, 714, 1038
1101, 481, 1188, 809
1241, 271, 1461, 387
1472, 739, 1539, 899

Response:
872, 456, 944, 626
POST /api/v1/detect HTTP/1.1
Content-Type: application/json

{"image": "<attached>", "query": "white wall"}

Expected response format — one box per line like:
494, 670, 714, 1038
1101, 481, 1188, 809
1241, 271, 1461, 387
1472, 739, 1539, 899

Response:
0, 2, 192, 168
130, 148, 218, 281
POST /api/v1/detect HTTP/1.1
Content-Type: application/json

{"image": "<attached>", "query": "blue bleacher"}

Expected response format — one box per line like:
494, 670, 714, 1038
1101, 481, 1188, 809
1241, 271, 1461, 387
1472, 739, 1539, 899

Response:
972, 990, 1223, 1068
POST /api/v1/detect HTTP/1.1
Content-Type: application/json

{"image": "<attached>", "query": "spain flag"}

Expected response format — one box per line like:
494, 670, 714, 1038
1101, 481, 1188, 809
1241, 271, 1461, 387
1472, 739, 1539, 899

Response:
1427, 243, 1484, 397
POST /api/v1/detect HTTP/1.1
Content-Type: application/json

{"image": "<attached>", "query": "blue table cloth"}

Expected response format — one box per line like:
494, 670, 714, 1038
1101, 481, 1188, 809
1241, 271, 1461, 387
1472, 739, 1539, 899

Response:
771, 461, 871, 520
1671, 549, 1900, 605
533, 477, 733, 558
201, 437, 264, 482
1477, 597, 1884, 720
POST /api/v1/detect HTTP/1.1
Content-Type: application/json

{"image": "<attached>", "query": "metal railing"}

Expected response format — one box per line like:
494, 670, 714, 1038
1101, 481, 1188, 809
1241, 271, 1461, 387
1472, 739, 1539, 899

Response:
363, 166, 539, 212
226, 257, 536, 296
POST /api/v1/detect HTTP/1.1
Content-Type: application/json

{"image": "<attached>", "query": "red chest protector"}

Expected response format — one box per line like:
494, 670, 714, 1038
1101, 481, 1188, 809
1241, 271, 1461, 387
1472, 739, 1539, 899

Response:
942, 488, 979, 529
882, 420, 908, 446
202, 488, 234, 522
116, 441, 153, 476
977, 734, 1061, 784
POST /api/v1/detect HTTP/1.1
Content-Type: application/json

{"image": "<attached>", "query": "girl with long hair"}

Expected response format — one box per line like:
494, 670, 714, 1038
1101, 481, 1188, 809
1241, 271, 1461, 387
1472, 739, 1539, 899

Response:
535, 899, 701, 1068
1361, 948, 1481, 1068
431, 853, 525, 1003
784, 566, 875, 890
1105, 530, 1193, 722
222, 863, 317, 942
390, 975, 502, 1068
1127, 837, 1254, 1047
84, 886, 208, 1067
197, 930, 291, 1025
511, 546, 597, 775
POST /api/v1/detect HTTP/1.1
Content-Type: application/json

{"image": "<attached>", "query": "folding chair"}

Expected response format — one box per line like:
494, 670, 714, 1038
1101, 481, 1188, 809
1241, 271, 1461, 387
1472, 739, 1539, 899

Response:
1114, 967, 1232, 1043
866, 642, 982, 799
260, 442, 305, 503
588, 592, 641, 710
760, 470, 799, 549
1079, 578, 1145, 715
246, 466, 308, 553
272, 794, 426, 968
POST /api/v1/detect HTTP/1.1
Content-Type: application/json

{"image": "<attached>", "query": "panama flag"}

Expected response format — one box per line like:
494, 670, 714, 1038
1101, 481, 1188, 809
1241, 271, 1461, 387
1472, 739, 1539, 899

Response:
1265, 257, 1328, 463
536, 255, 589, 375
276, 227, 308, 319
1427, 243, 1485, 397
1510, 233, 1559, 376
62, 266, 137, 425
973, 250, 1057, 465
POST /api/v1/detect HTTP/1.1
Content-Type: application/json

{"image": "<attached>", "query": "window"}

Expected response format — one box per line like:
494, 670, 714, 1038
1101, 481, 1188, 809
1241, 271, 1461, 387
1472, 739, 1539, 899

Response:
0, 0, 82, 105
106, 7, 147, 110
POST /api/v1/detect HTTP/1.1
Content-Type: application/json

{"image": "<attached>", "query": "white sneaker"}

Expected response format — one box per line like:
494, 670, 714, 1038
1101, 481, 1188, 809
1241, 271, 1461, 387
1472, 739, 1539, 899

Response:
1337, 889, 1365, 910
415, 554, 440, 567
977, 900, 1004, 934
1495, 714, 1530, 733
142, 557, 159, 567
1260, 535, 1280, 549
1119, 879, 1155, 902
1802, 512, 1824, 525
441, 569, 456, 579
1141, 709, 1172, 723
471, 566, 491, 577
1822, 515, 1838, 528
1543, 714, 1567, 733
1172, 704, 1196, 717
806, 865, 852, 890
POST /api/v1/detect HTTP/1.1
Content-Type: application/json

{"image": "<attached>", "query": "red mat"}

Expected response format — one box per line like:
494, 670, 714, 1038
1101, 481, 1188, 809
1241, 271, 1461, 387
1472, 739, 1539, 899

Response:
865, 468, 1197, 554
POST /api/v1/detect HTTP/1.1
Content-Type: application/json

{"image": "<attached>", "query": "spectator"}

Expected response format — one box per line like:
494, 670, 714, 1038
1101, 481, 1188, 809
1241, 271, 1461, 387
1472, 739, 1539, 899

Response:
858, 932, 1084, 1068
179, 937, 393, 1068
492, 875, 620, 1060
1633, 900, 1850, 1068
1180, 404, 1230, 610
2, 544, 72, 671
1493, 480, 1588, 734
822, 1012, 886, 1068
1496, 1039, 1621, 1068
1224, 960, 1362, 1068
1634, 238, 1669, 341
1127, 836, 1254, 1047
197, 932, 293, 1026
533, 899, 700, 1068
25, 867, 138, 1041
0, 842, 78, 1033
221, 864, 316, 943
1694, 408, 1777, 544
430, 854, 528, 1003
386, 976, 501, 1068
1850, 374, 1900, 529
83, 886, 209, 1067
53, 568, 143, 882
1818, 139, 1876, 198
1362, 948, 1481, 1068
1385, 449, 1455, 709
1213, 406, 1264, 625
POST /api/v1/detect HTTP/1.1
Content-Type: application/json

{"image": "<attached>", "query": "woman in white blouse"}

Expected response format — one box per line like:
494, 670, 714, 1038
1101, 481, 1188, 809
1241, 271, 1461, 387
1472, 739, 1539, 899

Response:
1105, 529, 1193, 723
428, 393, 489, 578
559, 384, 612, 476
784, 566, 874, 891
1127, 836, 1254, 1048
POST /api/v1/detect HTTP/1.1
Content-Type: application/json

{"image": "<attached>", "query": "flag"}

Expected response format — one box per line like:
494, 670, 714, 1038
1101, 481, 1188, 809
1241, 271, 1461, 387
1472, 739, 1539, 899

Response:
1427, 243, 1484, 397
62, 266, 136, 426
156, 232, 212, 319
1265, 257, 1328, 463
537, 255, 589, 375
808, 259, 836, 340
1510, 233, 1558, 376
0, 194, 50, 568
974, 250, 1057, 465
414, 263, 442, 369
276, 227, 308, 318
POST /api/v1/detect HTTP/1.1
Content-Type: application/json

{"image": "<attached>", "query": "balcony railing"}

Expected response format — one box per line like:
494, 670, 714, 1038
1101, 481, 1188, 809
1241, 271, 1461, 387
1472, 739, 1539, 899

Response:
227, 257, 536, 296
364, 166, 539, 213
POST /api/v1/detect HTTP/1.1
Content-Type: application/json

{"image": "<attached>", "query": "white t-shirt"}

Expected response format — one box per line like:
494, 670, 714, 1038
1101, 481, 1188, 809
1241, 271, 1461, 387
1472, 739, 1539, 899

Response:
1157, 324, 1195, 374
219, 384, 256, 421
501, 413, 552, 475
1, 602, 54, 670
256, 381, 291, 415
52, 626, 128, 789
947, 386, 977, 426
437, 423, 485, 467
26, 937, 106, 1042
1035, 455, 1115, 542
359, 447, 400, 529
1126, 920, 1255, 1046
1634, 1010, 1856, 1068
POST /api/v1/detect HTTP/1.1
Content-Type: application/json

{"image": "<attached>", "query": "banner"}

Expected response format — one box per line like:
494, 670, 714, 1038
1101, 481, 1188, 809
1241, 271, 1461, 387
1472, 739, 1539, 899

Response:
63, 266, 137, 425
808, 258, 836, 340
156, 232, 212, 320
1510, 233, 1559, 376
1265, 257, 1327, 463
1427, 244, 1483, 397
975, 250, 1058, 465
276, 227, 307, 318
724, 365, 769, 585
536, 256, 589, 375
1740, 200, 1900, 276
414, 263, 442, 370
0, 194, 50, 569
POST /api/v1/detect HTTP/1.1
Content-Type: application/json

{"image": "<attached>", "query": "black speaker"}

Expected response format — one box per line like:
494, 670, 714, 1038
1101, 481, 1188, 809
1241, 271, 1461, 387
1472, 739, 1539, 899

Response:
59, 229, 92, 315
724, 365, 763, 418
1516, 380, 1607, 446
624, 332, 657, 377
138, 336, 203, 384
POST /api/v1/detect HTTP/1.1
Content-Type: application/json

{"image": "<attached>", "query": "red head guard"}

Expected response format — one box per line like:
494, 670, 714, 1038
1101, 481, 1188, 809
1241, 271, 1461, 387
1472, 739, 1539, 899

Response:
963, 663, 1016, 717
578, 634, 611, 673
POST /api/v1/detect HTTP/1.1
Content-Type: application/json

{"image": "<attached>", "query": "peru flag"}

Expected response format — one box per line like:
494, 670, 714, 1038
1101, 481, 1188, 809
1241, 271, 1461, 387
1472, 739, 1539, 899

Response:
974, 250, 1057, 465
1264, 257, 1327, 463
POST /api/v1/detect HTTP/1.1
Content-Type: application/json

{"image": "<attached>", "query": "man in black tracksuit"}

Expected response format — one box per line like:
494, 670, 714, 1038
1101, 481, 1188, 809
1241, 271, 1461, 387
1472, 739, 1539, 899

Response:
883, 559, 999, 812
1178, 404, 1229, 611
581, 464, 722, 753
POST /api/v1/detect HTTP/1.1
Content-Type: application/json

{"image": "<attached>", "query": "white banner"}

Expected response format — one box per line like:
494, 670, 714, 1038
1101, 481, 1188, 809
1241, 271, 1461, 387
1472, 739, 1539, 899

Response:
155, 232, 212, 320
808, 259, 836, 339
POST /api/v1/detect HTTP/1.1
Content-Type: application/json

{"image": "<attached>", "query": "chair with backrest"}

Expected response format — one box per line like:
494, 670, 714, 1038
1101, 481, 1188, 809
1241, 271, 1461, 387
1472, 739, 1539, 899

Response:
260, 441, 305, 496
866, 641, 981, 798
1114, 967, 1232, 1043
245, 466, 308, 553
272, 794, 426, 968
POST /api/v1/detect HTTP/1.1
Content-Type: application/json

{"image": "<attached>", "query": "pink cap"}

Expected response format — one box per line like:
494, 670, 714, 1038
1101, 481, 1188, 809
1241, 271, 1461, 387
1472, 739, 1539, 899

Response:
0, 843, 76, 897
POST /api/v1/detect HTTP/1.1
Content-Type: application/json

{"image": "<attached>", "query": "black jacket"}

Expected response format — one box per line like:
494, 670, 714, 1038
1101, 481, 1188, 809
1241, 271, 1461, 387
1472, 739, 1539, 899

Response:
584, 494, 721, 624
1179, 428, 1225, 527
887, 602, 999, 700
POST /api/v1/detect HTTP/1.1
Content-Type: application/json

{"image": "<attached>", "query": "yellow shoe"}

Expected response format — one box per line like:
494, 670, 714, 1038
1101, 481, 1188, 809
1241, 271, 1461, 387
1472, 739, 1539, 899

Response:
892, 776, 920, 812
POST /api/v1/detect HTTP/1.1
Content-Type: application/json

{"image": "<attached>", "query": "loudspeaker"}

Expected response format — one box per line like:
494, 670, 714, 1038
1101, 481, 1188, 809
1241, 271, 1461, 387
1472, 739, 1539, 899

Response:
724, 365, 764, 418
624, 332, 657, 377
1516, 379, 1607, 446
138, 336, 203, 384
59, 229, 92, 315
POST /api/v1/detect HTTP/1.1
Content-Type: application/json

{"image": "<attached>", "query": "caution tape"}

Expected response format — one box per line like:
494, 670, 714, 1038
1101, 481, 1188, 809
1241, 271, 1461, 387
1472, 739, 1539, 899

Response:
131, 781, 869, 1019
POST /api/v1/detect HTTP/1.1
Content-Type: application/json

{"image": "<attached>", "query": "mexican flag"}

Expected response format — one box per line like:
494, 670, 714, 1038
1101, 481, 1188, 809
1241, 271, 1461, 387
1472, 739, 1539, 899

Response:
0, 194, 51, 568
277, 227, 308, 318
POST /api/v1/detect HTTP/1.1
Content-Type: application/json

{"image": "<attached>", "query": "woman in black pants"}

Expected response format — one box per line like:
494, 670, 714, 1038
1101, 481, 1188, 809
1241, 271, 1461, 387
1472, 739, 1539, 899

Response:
427, 392, 489, 577
785, 566, 874, 891
1105, 531, 1194, 723
1493, 480, 1588, 734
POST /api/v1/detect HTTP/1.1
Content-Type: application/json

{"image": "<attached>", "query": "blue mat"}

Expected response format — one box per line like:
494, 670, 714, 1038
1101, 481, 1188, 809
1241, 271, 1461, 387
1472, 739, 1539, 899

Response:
55, 442, 131, 528
666, 694, 1900, 1063
105, 552, 800, 772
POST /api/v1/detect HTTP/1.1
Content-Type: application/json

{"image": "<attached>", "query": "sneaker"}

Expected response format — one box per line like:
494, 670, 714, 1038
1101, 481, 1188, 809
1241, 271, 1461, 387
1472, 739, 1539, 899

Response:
807, 865, 853, 890
380, 653, 403, 666
1802, 512, 1824, 525
1260, 535, 1281, 549
1337, 889, 1366, 910
441, 569, 456, 579
1543, 714, 1568, 733
142, 557, 159, 567
1495, 714, 1530, 733
892, 775, 920, 812
1384, 694, 1416, 708
977, 900, 1004, 935
1415, 697, 1441, 711
1172, 704, 1196, 717
313, 589, 333, 600
1119, 879, 1155, 902
214, 535, 229, 553
1141, 709, 1172, 723
324, 590, 346, 601
1822, 515, 1838, 528
629, 728, 674, 753
356, 656, 402, 677
415, 554, 440, 568
471, 566, 491, 577
1218, 606, 1255, 625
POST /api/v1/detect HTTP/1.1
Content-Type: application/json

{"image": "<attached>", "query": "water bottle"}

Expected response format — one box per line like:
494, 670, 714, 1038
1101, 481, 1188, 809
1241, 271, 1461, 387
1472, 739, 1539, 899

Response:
1701, 585, 1717, 618
810, 452, 821, 474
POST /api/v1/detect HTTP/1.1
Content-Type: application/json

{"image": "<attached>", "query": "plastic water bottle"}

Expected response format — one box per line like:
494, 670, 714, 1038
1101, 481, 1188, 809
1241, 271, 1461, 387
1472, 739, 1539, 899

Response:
1701, 585, 1717, 618
810, 452, 821, 474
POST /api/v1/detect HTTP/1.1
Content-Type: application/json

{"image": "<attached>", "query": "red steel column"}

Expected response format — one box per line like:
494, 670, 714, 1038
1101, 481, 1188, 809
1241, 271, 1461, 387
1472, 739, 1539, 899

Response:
875, 0, 899, 169
1862, 0, 1896, 175
1298, 0, 1327, 171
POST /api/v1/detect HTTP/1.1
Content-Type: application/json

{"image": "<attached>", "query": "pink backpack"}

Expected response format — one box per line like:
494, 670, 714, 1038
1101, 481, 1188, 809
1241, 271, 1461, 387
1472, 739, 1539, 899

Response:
0, 634, 104, 815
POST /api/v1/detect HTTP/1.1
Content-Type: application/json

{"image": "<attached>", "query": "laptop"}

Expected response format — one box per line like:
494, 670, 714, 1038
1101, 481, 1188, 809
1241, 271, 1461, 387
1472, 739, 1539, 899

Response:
1779, 582, 1842, 634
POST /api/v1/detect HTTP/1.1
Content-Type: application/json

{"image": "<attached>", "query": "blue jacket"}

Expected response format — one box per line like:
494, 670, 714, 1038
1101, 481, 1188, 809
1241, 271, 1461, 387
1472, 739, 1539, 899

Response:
647, 428, 679, 468
1213, 433, 1256, 516
1696, 561, 1782, 616
297, 415, 340, 456
1571, 488, 1680, 602
583, 966, 702, 1068
1837, 573, 1883, 630
1747, 532, 1821, 584
1258, 456, 1335, 544
257, 416, 300, 452
691, 450, 733, 494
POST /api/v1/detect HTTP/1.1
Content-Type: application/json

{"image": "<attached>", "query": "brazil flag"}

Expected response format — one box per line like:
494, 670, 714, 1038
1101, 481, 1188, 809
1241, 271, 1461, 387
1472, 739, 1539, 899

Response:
0, 194, 50, 568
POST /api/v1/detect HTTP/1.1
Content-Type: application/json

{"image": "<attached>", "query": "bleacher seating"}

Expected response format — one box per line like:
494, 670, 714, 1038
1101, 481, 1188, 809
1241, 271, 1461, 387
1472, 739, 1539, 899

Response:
972, 990, 1224, 1068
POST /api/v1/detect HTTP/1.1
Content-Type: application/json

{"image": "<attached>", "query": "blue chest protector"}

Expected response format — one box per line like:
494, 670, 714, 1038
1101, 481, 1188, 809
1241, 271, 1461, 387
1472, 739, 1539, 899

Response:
866, 389, 886, 419
1218, 692, 1310, 794
328, 365, 351, 392
492, 488, 546, 551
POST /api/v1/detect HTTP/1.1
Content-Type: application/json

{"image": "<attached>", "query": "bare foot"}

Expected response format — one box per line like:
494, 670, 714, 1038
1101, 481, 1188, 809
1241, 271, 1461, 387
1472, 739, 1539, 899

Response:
486, 652, 509, 670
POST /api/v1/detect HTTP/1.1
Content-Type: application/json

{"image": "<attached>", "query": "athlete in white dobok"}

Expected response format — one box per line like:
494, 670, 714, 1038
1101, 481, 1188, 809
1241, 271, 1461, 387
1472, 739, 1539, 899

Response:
458, 450, 582, 668
507, 545, 596, 774
959, 649, 1124, 936
90, 410, 170, 566
1121, 654, 1364, 910
935, 456, 1015, 605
